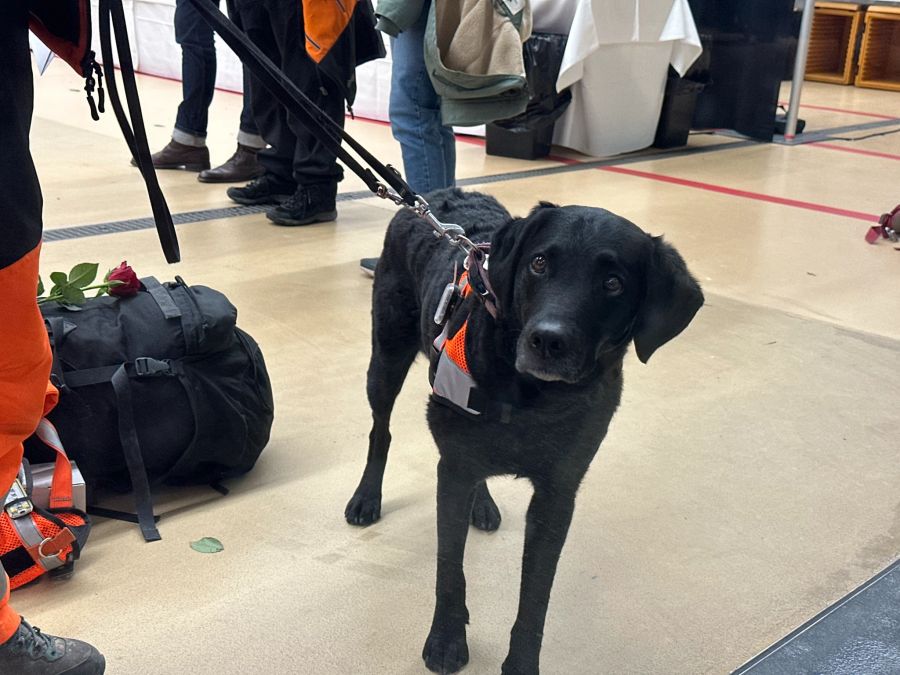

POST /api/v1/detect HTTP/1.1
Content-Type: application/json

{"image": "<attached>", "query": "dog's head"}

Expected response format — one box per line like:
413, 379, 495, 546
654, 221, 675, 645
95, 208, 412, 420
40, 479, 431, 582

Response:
489, 203, 703, 383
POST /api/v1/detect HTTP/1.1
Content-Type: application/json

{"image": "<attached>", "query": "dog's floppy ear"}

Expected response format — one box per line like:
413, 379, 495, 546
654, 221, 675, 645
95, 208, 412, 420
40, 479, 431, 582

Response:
488, 204, 554, 317
633, 236, 703, 363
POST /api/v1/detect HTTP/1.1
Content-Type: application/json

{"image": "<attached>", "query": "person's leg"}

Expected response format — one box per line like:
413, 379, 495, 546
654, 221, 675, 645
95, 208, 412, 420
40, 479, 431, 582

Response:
0, 5, 105, 671
142, 0, 214, 170
197, 84, 265, 182
389, 0, 456, 195
226, 0, 296, 203
264, 0, 344, 226
198, 4, 266, 186
173, 0, 217, 145
361, 0, 455, 271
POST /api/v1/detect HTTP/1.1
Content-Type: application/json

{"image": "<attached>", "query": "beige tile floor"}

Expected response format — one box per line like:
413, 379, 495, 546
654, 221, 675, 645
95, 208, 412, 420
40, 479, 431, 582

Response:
14, 65, 900, 675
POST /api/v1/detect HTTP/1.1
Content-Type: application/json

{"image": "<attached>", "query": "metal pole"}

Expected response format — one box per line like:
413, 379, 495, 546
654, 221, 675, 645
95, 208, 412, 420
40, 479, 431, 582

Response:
785, 0, 816, 140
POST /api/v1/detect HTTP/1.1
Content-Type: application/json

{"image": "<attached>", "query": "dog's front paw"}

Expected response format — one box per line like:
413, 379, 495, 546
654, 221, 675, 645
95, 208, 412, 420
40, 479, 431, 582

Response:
422, 630, 469, 674
344, 489, 382, 526
470, 491, 501, 532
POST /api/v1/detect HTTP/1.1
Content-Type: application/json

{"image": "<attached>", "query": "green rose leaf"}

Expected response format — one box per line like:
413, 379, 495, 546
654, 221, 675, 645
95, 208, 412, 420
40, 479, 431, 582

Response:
68, 262, 99, 289
190, 537, 224, 554
61, 286, 86, 305
37, 277, 44, 297
49, 271, 68, 288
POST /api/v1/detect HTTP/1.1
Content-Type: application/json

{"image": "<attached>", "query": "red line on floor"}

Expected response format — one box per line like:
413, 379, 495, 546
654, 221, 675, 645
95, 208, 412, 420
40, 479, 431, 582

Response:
599, 166, 880, 222
809, 142, 900, 161
778, 101, 899, 120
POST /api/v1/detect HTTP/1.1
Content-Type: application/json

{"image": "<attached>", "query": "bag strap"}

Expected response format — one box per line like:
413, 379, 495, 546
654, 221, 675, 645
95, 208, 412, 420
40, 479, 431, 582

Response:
45, 317, 69, 391
98, 0, 180, 264
110, 364, 162, 542
33, 419, 74, 510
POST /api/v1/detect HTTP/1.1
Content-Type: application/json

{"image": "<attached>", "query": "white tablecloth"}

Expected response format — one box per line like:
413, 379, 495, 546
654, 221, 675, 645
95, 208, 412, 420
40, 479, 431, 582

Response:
533, 0, 702, 157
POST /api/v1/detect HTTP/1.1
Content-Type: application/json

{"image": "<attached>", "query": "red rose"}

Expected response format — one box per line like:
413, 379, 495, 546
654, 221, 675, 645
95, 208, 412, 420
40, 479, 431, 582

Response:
107, 261, 142, 297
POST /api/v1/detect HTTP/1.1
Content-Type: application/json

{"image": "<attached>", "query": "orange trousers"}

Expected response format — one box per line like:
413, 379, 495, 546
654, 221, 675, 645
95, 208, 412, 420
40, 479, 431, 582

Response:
0, 244, 54, 642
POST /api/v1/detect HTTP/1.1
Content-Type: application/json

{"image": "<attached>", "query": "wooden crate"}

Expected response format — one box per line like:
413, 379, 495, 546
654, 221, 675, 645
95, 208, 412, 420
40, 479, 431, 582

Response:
856, 7, 900, 92
805, 3, 863, 85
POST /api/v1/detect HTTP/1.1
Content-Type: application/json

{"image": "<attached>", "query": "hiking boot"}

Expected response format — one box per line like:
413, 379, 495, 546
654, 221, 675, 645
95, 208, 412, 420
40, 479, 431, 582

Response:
267, 183, 338, 226
198, 144, 265, 184
0, 618, 105, 674
359, 257, 378, 277
226, 174, 295, 205
132, 139, 210, 171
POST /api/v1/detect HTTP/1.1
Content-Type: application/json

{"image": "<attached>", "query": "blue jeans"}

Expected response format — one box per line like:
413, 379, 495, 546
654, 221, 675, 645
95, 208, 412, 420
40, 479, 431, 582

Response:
389, 0, 455, 195
173, 0, 258, 144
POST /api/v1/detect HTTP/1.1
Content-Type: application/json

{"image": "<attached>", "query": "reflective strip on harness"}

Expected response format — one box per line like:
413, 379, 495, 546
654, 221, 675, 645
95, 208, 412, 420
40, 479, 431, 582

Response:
432, 316, 482, 416
432, 349, 481, 416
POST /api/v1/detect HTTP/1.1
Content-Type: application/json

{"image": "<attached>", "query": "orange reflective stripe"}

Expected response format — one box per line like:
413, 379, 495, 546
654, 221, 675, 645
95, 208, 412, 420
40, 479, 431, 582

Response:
303, 0, 357, 64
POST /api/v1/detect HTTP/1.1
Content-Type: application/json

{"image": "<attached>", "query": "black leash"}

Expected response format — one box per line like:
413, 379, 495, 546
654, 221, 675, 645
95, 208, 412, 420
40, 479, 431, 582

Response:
97, 0, 181, 264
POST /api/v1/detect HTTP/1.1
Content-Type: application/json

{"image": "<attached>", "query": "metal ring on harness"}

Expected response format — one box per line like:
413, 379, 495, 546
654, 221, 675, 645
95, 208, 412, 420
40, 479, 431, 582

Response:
37, 537, 57, 560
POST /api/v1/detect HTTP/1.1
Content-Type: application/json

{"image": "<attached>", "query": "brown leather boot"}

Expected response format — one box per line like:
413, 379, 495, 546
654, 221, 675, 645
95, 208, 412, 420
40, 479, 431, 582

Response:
132, 139, 210, 171
198, 144, 265, 183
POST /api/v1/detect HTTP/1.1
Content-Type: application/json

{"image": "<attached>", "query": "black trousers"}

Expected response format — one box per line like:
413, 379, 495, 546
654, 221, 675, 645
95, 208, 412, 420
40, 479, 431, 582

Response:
231, 0, 345, 186
0, 0, 42, 271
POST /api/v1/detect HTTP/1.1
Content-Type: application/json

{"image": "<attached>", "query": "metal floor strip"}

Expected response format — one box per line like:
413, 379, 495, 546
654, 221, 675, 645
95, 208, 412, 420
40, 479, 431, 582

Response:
733, 558, 900, 674
42, 140, 755, 243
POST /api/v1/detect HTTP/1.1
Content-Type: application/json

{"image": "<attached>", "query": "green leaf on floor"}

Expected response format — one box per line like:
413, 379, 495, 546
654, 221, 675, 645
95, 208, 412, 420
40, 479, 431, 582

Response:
190, 537, 224, 554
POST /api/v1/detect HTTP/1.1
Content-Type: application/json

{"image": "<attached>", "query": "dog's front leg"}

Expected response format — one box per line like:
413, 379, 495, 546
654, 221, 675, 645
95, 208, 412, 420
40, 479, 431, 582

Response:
423, 459, 478, 674
501, 485, 576, 675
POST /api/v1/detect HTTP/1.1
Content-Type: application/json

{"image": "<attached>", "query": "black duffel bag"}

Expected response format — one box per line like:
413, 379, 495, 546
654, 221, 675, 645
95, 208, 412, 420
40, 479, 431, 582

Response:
30, 276, 274, 542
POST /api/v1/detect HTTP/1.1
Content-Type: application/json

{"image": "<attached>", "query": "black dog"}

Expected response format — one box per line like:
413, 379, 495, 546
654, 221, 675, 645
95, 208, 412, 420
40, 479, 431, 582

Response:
345, 189, 703, 674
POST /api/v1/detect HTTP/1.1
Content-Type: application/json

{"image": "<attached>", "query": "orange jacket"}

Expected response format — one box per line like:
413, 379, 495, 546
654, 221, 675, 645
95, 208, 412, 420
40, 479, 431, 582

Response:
303, 0, 385, 105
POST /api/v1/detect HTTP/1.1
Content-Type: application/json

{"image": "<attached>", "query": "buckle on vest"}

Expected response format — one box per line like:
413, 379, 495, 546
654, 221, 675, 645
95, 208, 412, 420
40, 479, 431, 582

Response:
134, 357, 172, 377
5, 479, 33, 519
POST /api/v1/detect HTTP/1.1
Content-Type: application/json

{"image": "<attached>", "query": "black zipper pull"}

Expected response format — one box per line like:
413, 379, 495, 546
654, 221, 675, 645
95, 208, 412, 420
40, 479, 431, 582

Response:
93, 62, 106, 114
84, 74, 99, 121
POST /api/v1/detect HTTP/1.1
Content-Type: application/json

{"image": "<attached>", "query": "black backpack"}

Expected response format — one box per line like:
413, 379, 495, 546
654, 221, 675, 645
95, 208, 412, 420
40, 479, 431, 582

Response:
30, 277, 274, 541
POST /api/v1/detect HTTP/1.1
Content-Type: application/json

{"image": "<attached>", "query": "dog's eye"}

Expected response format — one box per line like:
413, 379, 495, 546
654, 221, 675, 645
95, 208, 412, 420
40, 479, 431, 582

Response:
530, 255, 548, 274
604, 276, 623, 295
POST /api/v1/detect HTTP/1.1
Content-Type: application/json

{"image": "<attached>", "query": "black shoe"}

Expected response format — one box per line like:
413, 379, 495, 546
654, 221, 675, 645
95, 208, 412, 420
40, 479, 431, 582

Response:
0, 618, 105, 674
359, 257, 378, 277
267, 183, 338, 226
198, 144, 265, 184
132, 139, 210, 171
227, 174, 295, 206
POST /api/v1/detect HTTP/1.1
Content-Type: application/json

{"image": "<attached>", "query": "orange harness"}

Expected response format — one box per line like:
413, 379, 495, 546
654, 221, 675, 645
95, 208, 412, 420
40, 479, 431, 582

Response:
430, 272, 511, 422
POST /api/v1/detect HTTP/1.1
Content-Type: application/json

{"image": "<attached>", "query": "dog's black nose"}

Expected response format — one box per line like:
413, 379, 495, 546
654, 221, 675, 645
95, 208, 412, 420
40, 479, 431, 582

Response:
528, 323, 569, 360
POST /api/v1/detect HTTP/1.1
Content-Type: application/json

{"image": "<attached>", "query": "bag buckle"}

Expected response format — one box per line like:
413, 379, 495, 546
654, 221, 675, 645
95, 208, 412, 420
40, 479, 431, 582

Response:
134, 357, 172, 377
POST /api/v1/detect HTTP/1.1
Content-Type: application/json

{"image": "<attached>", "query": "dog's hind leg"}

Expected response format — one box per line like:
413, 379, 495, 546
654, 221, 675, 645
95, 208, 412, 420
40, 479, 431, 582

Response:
345, 276, 419, 526
470, 480, 502, 532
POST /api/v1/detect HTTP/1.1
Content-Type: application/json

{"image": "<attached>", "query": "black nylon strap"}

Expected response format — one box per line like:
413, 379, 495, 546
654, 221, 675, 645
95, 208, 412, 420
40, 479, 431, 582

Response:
62, 358, 180, 388
99, 0, 181, 263
110, 364, 162, 542
45, 317, 68, 390
187, 0, 417, 207
143, 278, 182, 319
